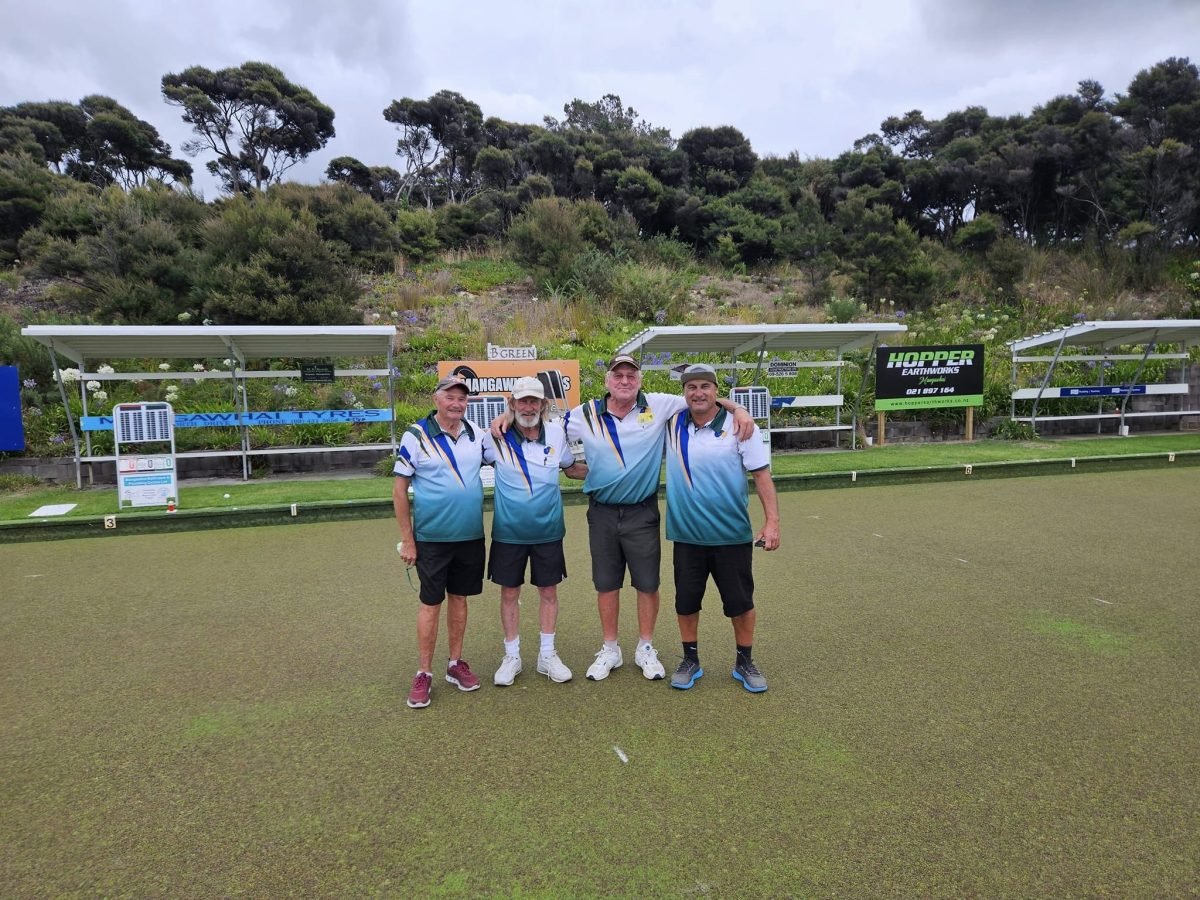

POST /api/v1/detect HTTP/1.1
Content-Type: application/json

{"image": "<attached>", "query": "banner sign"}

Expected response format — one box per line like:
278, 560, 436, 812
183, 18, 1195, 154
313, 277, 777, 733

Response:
875, 344, 984, 411
1060, 385, 1147, 397
437, 360, 581, 410
81, 408, 394, 432
766, 361, 799, 378
0, 366, 24, 452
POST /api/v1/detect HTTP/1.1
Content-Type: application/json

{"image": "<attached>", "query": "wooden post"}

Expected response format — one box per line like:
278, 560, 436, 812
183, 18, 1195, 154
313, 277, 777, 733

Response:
876, 411, 886, 447
966, 406, 974, 442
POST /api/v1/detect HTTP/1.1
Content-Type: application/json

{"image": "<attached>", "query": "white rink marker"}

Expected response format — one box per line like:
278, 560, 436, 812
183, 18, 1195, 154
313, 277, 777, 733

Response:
955, 558, 969, 564
1095, 597, 1113, 605
612, 745, 629, 764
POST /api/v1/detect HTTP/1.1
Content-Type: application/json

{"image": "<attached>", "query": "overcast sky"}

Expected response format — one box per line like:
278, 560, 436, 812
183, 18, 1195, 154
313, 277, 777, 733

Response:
3, 0, 1197, 197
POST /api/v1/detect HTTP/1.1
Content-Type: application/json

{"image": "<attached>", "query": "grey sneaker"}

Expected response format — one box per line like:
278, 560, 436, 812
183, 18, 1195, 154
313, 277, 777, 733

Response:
733, 658, 768, 693
670, 658, 704, 690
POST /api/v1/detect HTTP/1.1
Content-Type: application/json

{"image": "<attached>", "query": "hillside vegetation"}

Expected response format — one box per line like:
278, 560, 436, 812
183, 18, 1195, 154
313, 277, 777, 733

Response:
2, 57, 1199, 455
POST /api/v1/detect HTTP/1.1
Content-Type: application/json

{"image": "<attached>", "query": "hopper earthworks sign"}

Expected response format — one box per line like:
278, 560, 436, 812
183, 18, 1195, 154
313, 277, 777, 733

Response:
875, 344, 985, 411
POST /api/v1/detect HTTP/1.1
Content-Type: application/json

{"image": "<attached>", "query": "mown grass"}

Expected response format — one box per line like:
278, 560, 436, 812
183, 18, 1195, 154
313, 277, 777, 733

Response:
2, 469, 1198, 896
3, 433, 1199, 523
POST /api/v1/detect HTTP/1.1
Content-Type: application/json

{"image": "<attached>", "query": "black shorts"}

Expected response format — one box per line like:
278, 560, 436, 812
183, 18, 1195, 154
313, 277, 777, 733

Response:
586, 495, 661, 593
488, 539, 567, 588
673, 541, 755, 618
415, 538, 485, 606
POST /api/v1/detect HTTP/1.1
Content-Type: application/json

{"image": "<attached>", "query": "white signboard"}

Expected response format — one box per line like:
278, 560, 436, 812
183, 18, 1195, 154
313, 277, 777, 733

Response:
767, 361, 799, 378
487, 344, 537, 360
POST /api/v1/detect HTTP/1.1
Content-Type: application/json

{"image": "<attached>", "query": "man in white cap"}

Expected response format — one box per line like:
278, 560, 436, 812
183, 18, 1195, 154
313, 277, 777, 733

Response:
489, 376, 588, 686
394, 375, 496, 709
562, 354, 756, 682
664, 364, 779, 693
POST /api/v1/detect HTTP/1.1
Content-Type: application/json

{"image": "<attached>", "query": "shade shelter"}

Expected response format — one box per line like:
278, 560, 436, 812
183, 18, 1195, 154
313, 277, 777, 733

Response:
615, 323, 907, 448
22, 325, 397, 487
1007, 319, 1200, 433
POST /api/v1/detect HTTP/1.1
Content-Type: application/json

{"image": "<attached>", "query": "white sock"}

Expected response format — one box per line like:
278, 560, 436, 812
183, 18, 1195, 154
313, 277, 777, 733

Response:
539, 632, 555, 655
604, 639, 619, 653
447, 658, 458, 668
504, 638, 520, 658
638, 639, 653, 652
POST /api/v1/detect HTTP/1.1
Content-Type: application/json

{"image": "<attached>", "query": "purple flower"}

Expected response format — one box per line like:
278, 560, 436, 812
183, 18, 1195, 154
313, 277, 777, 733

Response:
23, 378, 37, 388
370, 381, 384, 391
595, 358, 606, 370
662, 352, 672, 361
654, 309, 668, 325
1073, 312, 1087, 322
273, 383, 288, 394
723, 375, 736, 387
896, 310, 906, 320
404, 312, 418, 325
50, 434, 66, 444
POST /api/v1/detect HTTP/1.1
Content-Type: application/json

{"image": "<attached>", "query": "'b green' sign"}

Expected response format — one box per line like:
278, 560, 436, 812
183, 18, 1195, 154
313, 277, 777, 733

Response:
875, 345, 984, 411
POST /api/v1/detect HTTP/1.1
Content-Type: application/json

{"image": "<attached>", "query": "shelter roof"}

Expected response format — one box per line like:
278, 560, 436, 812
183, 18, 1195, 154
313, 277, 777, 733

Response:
1007, 320, 1200, 353
615, 324, 907, 358
20, 325, 396, 366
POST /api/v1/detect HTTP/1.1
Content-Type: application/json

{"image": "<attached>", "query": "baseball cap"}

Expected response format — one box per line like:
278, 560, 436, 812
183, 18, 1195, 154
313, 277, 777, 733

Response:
434, 375, 469, 394
607, 354, 641, 371
511, 376, 545, 400
680, 364, 718, 386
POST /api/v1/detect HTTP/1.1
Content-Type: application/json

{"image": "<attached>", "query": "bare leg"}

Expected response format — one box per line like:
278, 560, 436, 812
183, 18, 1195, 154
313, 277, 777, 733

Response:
732, 608, 756, 647
598, 589, 619, 641
446, 593, 468, 660
635, 589, 660, 643
499, 587, 521, 642
416, 603, 441, 671
537, 585, 558, 634
678, 612, 700, 643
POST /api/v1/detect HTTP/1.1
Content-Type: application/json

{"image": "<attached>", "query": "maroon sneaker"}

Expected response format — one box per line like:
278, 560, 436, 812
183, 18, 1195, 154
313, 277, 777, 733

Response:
406, 672, 432, 708
446, 659, 481, 692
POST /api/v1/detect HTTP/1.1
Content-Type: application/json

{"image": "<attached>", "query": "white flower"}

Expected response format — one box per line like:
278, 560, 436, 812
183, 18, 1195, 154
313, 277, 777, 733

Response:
223, 358, 234, 368
158, 363, 171, 371
92, 390, 108, 402
192, 363, 206, 372
97, 364, 114, 374
177, 311, 192, 322
86, 380, 101, 392
56, 368, 81, 384
284, 385, 298, 398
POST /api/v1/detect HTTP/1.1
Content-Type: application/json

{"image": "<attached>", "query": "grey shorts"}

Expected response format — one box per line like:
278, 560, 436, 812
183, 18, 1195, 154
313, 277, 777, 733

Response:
586, 495, 661, 593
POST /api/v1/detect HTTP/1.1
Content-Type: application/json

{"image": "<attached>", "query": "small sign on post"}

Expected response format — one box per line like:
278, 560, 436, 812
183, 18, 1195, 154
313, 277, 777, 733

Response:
766, 361, 799, 378
300, 362, 335, 383
487, 344, 537, 361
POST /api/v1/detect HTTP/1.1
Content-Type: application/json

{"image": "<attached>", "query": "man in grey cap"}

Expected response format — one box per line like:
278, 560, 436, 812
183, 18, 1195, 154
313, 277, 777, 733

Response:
663, 364, 779, 693
562, 354, 757, 682
489, 376, 588, 686
394, 375, 496, 709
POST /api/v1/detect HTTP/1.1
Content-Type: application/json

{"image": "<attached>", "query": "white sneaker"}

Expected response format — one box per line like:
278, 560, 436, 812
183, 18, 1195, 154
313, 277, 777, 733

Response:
493, 655, 522, 686
585, 645, 623, 681
537, 652, 573, 683
634, 643, 666, 680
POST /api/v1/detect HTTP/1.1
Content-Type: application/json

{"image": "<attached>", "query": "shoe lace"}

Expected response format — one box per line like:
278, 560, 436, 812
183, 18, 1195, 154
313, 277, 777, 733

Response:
413, 672, 431, 691
739, 659, 762, 677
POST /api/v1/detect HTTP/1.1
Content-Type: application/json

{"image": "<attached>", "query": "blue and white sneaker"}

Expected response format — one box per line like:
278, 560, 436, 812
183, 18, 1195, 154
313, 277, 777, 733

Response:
733, 658, 768, 693
671, 657, 704, 690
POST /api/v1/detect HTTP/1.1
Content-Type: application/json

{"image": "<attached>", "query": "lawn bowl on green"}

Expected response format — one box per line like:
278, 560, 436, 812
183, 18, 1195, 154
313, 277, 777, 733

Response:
1, 468, 1198, 895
